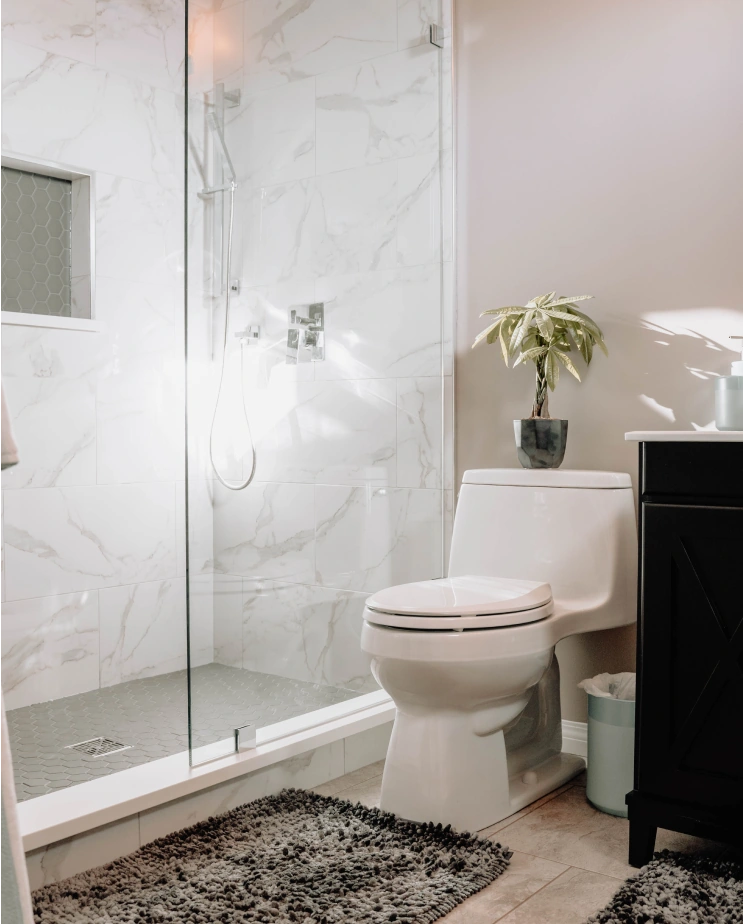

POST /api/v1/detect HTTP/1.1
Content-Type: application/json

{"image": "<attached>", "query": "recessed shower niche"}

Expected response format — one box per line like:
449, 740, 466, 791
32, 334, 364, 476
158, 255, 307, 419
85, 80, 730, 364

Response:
1, 157, 94, 320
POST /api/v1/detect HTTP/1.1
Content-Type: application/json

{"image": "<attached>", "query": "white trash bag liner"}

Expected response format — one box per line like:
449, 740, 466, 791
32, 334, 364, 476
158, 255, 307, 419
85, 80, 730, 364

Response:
578, 671, 635, 701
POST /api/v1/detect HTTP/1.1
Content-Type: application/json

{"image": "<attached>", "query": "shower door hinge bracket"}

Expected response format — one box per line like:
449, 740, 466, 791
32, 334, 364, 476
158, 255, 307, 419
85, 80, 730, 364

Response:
234, 723, 257, 752
429, 24, 445, 48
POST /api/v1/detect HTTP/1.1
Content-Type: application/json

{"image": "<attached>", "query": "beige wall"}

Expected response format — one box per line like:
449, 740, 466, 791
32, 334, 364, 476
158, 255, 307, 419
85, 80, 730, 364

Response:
454, 0, 743, 720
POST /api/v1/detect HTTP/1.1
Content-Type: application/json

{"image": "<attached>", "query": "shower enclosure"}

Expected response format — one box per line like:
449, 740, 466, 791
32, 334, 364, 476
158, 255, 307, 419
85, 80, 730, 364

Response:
1, 0, 453, 805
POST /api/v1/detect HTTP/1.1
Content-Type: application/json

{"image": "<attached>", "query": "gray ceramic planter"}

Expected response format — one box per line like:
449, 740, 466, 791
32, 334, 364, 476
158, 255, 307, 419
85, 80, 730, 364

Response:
514, 419, 568, 469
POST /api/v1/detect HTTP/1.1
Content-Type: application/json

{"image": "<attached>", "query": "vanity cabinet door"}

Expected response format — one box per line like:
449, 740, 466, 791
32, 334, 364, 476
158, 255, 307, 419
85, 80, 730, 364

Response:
638, 503, 743, 809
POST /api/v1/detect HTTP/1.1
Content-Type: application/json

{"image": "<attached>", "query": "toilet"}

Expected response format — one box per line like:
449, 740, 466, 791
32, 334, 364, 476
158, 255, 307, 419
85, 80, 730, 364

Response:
360, 468, 637, 833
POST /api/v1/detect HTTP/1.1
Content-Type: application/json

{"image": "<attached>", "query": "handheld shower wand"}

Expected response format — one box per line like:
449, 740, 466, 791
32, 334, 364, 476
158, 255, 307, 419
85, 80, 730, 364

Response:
204, 102, 257, 491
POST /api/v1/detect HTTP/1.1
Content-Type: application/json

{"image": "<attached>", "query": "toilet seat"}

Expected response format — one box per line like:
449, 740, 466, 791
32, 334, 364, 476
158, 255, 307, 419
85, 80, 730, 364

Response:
365, 575, 553, 631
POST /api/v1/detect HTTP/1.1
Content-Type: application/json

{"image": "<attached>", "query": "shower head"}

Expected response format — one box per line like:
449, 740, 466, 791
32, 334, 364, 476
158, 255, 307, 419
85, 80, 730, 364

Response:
207, 111, 237, 185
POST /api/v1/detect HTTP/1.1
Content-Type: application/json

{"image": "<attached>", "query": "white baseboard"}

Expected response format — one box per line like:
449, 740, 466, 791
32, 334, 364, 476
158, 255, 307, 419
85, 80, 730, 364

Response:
562, 720, 588, 760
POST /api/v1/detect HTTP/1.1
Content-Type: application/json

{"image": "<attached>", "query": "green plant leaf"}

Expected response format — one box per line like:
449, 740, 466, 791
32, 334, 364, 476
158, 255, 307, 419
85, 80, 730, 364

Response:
472, 320, 501, 348
554, 349, 582, 381
513, 346, 547, 367
545, 350, 558, 389
535, 311, 554, 339
544, 295, 594, 308
480, 306, 530, 317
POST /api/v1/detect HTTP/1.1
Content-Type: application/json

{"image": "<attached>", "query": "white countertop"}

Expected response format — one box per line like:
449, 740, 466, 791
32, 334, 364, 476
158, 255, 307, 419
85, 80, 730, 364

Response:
625, 430, 743, 442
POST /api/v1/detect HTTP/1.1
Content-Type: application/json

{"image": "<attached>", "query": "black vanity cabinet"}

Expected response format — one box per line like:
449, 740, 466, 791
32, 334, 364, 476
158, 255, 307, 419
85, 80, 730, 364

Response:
627, 439, 743, 866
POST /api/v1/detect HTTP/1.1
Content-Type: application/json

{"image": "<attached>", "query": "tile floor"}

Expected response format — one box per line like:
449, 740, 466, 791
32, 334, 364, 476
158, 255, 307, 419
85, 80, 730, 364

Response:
312, 764, 724, 924
7, 663, 360, 801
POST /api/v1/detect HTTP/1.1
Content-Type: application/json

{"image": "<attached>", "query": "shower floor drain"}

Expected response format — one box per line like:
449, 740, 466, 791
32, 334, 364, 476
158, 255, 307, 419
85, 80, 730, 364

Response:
66, 737, 131, 758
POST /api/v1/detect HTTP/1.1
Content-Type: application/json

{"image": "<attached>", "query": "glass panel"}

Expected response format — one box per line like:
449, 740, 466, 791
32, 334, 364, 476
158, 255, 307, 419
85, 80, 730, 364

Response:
1, 2, 188, 797
186, 0, 454, 759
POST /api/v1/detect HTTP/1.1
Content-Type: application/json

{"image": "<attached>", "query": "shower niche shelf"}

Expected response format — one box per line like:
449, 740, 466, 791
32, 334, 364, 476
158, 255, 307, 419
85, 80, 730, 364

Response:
1, 153, 96, 327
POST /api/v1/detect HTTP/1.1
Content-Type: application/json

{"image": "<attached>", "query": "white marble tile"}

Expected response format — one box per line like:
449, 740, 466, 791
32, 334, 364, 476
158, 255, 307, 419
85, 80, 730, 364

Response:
95, 0, 185, 92
315, 45, 439, 175
242, 580, 374, 691
396, 377, 443, 488
315, 486, 443, 592
241, 163, 400, 287
397, 0, 443, 49
178, 478, 215, 579
95, 275, 181, 484
442, 259, 454, 375
1, 591, 99, 710
3, 483, 177, 600
243, 0, 397, 89
252, 379, 397, 485
25, 815, 140, 890
139, 741, 345, 844
1, 0, 96, 64
96, 174, 182, 289
2, 40, 178, 189
212, 480, 315, 582
187, 572, 215, 667
99, 577, 186, 686
312, 162, 399, 277
240, 179, 317, 287
213, 0, 244, 83
213, 572, 244, 667
344, 721, 392, 773
397, 151, 441, 267
229, 77, 315, 189
187, 1, 214, 96
0, 324, 100, 380
1, 373, 96, 488
315, 265, 441, 381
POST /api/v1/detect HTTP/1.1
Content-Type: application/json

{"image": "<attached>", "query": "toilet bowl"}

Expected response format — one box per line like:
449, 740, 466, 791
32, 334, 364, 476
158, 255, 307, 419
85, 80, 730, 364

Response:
360, 468, 637, 833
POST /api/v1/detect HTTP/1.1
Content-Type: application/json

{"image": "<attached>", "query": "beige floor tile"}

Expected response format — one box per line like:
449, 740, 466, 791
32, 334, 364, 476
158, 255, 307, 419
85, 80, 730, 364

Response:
478, 782, 578, 838
496, 867, 622, 924
310, 760, 385, 797
331, 775, 383, 808
439, 851, 568, 924
494, 785, 720, 880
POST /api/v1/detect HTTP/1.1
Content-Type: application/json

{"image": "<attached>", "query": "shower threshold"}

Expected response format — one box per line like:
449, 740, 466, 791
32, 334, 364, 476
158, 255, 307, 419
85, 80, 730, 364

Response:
16, 686, 393, 852
8, 664, 360, 802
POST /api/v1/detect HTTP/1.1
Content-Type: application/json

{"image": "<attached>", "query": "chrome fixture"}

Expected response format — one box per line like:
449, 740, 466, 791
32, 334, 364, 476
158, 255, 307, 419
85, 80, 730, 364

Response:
234, 723, 257, 752
235, 325, 260, 343
429, 23, 445, 48
286, 302, 325, 363
206, 83, 258, 492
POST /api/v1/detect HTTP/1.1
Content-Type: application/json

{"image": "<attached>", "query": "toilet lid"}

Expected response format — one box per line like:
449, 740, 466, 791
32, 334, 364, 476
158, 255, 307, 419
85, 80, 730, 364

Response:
365, 575, 553, 630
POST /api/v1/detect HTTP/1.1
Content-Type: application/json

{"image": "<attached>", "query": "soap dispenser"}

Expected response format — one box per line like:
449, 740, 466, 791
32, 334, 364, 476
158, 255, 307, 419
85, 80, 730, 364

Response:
715, 336, 743, 430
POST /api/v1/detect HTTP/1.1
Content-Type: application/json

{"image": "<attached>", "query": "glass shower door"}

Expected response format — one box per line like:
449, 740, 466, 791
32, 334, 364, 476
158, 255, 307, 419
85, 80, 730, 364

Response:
185, 0, 454, 761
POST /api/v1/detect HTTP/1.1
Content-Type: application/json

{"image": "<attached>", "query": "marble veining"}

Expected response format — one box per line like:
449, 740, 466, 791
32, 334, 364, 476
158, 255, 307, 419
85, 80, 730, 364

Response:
243, 0, 398, 88
1, 591, 99, 710
314, 485, 443, 592
3, 483, 177, 601
315, 45, 439, 175
95, 0, 185, 92
241, 579, 376, 692
2, 41, 178, 190
1, 0, 97, 65
99, 577, 188, 686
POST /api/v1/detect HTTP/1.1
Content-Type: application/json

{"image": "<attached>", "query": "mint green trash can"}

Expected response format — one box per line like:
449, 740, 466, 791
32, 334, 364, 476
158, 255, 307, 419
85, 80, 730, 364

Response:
580, 673, 635, 818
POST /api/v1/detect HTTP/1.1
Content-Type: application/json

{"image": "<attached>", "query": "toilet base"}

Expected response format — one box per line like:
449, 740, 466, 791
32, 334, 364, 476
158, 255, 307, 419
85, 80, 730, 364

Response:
379, 710, 585, 833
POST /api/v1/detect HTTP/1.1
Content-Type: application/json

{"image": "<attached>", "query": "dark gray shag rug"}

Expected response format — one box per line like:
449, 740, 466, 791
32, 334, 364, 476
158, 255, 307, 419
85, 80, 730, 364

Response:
587, 850, 743, 923
32, 788, 512, 923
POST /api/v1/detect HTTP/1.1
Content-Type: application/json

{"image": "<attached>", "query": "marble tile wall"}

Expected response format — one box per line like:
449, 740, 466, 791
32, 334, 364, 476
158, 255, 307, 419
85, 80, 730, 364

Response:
0, 1, 213, 710
208, 0, 455, 686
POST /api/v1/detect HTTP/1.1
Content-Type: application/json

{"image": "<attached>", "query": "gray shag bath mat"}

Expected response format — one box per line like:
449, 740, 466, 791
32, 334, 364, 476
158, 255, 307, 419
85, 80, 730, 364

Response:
33, 788, 512, 923
587, 850, 743, 923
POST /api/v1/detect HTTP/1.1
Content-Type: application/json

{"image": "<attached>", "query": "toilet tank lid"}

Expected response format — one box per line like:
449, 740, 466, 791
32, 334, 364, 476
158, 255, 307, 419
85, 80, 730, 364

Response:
462, 469, 632, 489
366, 575, 552, 617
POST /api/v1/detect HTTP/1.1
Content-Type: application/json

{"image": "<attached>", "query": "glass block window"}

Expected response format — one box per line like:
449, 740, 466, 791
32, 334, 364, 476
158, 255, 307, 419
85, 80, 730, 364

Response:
1, 167, 72, 316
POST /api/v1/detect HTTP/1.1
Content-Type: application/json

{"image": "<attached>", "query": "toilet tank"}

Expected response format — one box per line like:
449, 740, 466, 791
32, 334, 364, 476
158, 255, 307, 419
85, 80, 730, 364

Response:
449, 469, 637, 630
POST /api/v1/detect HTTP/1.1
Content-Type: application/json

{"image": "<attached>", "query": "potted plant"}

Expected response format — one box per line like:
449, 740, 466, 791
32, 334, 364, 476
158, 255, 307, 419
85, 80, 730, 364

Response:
472, 292, 607, 469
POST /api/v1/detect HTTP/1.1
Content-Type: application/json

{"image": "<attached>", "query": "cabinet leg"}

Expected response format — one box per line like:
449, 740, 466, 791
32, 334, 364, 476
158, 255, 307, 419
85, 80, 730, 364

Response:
628, 818, 657, 868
